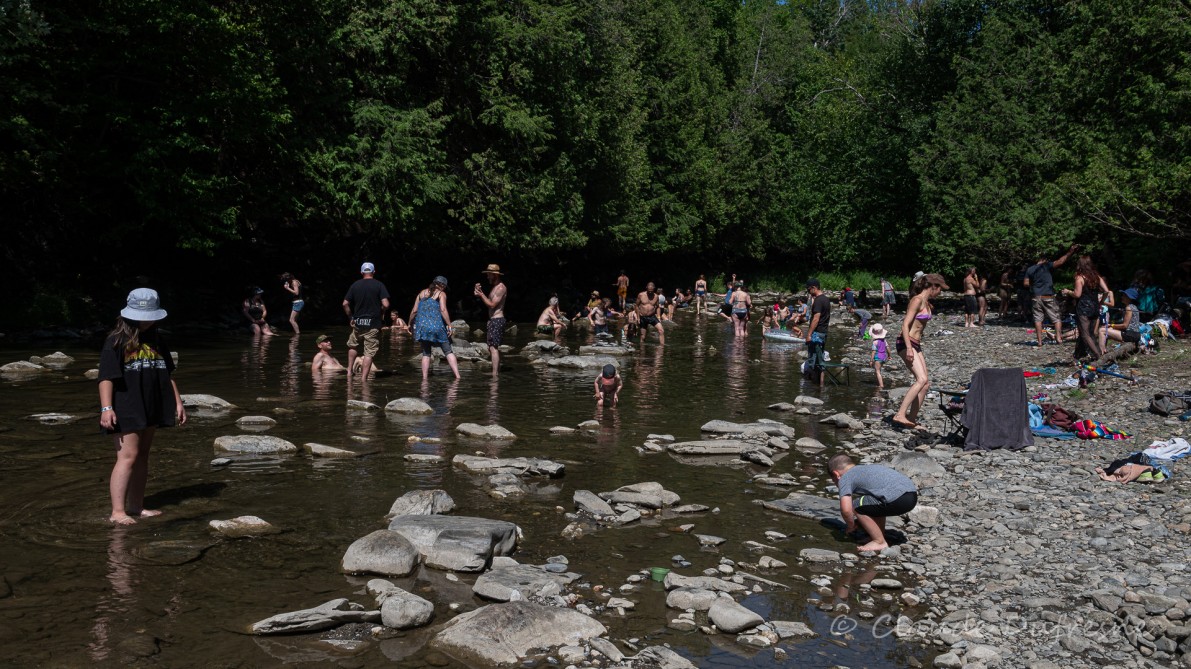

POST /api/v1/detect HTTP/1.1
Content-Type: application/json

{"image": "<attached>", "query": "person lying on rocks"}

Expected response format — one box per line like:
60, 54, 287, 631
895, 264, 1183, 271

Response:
1096, 452, 1168, 484
828, 454, 919, 553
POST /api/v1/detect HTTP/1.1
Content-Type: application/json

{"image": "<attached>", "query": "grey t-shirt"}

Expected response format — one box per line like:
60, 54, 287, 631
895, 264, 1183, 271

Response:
837, 464, 917, 504
854, 309, 872, 321
1025, 262, 1055, 297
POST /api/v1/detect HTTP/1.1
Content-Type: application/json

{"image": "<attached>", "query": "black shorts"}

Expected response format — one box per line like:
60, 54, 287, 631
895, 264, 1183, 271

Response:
487, 317, 506, 348
1123, 330, 1140, 343
640, 315, 660, 327
855, 491, 917, 518
964, 295, 978, 314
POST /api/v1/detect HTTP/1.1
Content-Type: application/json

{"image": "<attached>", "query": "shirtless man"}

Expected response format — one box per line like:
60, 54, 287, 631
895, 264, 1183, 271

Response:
962, 267, 979, 328
474, 263, 508, 376
695, 275, 708, 312
588, 299, 611, 336
616, 270, 630, 311
312, 335, 345, 372
636, 282, 665, 345
536, 297, 567, 337
729, 281, 752, 337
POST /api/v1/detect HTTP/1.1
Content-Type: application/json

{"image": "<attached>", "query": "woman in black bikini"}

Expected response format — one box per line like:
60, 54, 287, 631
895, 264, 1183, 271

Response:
891, 274, 947, 429
1063, 255, 1111, 362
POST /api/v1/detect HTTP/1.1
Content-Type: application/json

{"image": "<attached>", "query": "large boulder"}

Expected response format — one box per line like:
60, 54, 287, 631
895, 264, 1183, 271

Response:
0, 361, 45, 373
213, 435, 297, 454
31, 352, 74, 367
665, 587, 719, 611
249, 599, 380, 635
181, 394, 236, 411
699, 420, 796, 438
452, 454, 563, 477
890, 452, 947, 478
431, 601, 606, 666
387, 515, 520, 572
385, 398, 433, 415
545, 355, 617, 370
456, 423, 516, 440
472, 564, 581, 602
341, 530, 421, 577
574, 490, 615, 517
387, 490, 456, 518
709, 598, 764, 633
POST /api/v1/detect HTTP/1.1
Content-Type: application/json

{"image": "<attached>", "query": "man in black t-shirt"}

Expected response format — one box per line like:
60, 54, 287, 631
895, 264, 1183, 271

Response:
804, 278, 831, 386
342, 262, 391, 380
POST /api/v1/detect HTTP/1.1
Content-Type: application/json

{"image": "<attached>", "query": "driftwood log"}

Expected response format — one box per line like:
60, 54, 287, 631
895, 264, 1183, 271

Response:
1092, 342, 1137, 368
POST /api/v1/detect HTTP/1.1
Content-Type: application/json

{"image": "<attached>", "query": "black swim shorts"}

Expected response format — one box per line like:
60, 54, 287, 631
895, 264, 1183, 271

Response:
640, 315, 660, 327
487, 317, 506, 348
855, 491, 917, 518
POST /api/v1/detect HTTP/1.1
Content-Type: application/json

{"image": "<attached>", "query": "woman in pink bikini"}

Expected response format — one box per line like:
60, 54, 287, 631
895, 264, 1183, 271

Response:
891, 273, 948, 429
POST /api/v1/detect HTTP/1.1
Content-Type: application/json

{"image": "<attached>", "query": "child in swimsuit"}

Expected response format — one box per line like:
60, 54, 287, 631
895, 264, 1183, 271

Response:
869, 323, 889, 389
594, 364, 622, 406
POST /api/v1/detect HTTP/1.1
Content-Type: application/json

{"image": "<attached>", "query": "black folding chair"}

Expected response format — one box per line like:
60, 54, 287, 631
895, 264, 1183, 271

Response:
938, 389, 969, 444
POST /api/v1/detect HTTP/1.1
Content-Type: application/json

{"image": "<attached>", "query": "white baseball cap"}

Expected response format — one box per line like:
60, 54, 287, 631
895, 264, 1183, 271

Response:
360, 262, 375, 274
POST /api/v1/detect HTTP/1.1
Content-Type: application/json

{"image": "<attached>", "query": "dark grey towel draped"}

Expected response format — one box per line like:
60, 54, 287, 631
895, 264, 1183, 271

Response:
962, 368, 1033, 451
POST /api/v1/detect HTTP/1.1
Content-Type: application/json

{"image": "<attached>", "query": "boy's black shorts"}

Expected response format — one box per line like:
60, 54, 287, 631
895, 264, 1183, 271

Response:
855, 491, 917, 517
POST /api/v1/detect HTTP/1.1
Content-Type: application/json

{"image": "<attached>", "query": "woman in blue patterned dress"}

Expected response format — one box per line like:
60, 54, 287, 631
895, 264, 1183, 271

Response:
409, 276, 461, 380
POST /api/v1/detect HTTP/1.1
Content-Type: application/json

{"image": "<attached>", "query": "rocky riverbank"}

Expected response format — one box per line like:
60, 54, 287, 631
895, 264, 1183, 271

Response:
816, 311, 1191, 669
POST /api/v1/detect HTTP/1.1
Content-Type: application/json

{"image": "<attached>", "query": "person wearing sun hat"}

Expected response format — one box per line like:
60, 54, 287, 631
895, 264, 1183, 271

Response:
474, 263, 507, 376
868, 323, 889, 389
97, 288, 186, 525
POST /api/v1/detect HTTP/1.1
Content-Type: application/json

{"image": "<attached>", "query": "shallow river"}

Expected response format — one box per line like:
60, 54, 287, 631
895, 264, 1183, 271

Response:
0, 312, 929, 668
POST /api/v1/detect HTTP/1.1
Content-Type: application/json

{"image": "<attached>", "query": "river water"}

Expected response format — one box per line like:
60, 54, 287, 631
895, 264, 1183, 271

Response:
0, 311, 929, 668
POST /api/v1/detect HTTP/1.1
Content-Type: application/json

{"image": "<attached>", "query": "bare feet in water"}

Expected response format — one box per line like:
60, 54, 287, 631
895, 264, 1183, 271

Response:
857, 540, 889, 552
110, 509, 161, 525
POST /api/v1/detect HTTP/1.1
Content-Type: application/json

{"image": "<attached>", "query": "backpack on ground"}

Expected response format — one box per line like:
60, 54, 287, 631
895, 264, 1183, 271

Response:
1150, 392, 1190, 417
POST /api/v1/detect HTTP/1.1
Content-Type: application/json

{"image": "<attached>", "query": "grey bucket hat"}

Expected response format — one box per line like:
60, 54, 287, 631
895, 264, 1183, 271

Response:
120, 288, 168, 322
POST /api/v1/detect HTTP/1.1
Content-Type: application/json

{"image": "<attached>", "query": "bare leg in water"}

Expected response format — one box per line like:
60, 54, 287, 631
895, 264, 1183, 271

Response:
110, 428, 161, 524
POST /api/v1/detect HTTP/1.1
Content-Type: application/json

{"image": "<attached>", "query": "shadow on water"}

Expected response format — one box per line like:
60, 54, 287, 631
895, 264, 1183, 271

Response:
0, 310, 931, 667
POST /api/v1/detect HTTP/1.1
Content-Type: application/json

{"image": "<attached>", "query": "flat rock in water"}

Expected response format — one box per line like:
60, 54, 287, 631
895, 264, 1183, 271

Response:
819, 413, 863, 429
31, 352, 74, 366
388, 515, 520, 572
663, 573, 747, 593
709, 598, 764, 633
209, 515, 278, 538
671, 504, 709, 514
404, 453, 443, 463
668, 440, 753, 455
236, 415, 277, 427
598, 490, 664, 509
387, 489, 456, 517
758, 493, 841, 527
431, 601, 606, 665
455, 423, 516, 440
799, 548, 841, 562
472, 564, 581, 602
794, 395, 823, 406
574, 490, 615, 517
181, 394, 236, 411
695, 534, 726, 546
794, 437, 826, 452
666, 587, 719, 611
768, 402, 797, 412
385, 398, 433, 415
0, 361, 45, 373
549, 426, 577, 435
303, 443, 360, 458
700, 420, 796, 438
346, 400, 380, 411
740, 450, 774, 467
770, 620, 815, 639
452, 454, 562, 477
647, 433, 676, 442
213, 435, 297, 454
521, 340, 567, 354
341, 530, 421, 577
890, 451, 946, 478
545, 355, 617, 370
27, 413, 80, 425
632, 646, 697, 669
578, 345, 633, 356
250, 598, 380, 635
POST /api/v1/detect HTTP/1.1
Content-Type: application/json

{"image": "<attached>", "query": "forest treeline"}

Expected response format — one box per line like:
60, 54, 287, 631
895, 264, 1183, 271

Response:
1, 0, 1188, 325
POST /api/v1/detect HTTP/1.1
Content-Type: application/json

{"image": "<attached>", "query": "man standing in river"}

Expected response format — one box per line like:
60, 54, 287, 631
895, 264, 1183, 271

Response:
616, 270, 630, 312
636, 282, 665, 345
474, 263, 508, 376
804, 278, 831, 386
343, 262, 390, 381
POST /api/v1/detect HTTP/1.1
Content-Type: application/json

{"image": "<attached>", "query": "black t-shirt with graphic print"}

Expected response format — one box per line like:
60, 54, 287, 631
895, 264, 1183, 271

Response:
98, 328, 177, 433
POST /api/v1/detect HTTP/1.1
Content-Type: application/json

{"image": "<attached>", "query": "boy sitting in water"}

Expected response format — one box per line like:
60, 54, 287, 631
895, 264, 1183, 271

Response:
594, 364, 622, 406
828, 454, 918, 553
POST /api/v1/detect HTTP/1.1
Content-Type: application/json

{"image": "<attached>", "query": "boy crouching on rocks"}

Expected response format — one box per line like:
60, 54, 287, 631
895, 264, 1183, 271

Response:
828, 454, 918, 552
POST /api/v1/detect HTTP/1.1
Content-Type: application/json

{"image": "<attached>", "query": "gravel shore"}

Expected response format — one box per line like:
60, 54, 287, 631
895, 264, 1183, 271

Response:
827, 309, 1191, 669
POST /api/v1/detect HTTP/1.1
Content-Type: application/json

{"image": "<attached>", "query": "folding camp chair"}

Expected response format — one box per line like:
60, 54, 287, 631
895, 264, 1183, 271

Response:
938, 389, 968, 444
821, 362, 851, 386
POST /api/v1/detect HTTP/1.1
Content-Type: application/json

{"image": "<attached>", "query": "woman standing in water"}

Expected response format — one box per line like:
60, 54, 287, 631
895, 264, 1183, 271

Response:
98, 288, 186, 525
410, 276, 461, 380
280, 272, 304, 334
891, 274, 948, 429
